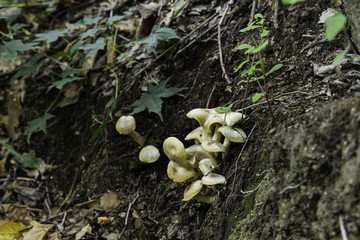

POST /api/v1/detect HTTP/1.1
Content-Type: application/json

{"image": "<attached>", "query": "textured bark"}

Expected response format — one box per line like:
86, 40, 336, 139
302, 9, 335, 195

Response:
343, 0, 360, 50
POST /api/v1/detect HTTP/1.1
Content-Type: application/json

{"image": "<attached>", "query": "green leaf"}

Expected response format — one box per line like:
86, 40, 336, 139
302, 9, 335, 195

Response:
24, 113, 55, 144
235, 59, 249, 73
0, 142, 38, 169
252, 40, 268, 53
252, 92, 264, 102
332, 49, 349, 66
77, 15, 102, 26
281, 0, 305, 4
266, 63, 283, 75
107, 12, 132, 25
354, 55, 360, 62
12, 57, 40, 80
48, 77, 83, 91
137, 25, 179, 54
80, 28, 103, 40
130, 79, 186, 121
78, 37, 106, 58
261, 29, 270, 37
325, 12, 346, 41
69, 39, 85, 55
239, 24, 262, 33
0, 40, 39, 60
238, 44, 253, 50
254, 13, 265, 25
35, 29, 69, 43
244, 46, 255, 54
61, 68, 78, 78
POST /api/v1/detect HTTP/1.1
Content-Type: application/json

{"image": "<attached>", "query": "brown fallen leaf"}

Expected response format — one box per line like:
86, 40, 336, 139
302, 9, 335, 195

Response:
22, 221, 54, 240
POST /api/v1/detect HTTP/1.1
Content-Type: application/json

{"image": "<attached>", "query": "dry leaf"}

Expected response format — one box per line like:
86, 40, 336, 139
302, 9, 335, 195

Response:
75, 223, 92, 240
58, 82, 83, 108
5, 91, 24, 139
22, 221, 54, 240
0, 150, 9, 175
100, 192, 122, 212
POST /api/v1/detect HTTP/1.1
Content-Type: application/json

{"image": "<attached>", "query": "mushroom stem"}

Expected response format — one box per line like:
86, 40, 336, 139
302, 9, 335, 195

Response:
129, 131, 145, 146
208, 152, 219, 168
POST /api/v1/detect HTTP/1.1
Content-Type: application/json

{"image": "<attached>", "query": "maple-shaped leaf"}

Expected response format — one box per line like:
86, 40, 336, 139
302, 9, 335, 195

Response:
35, 29, 69, 43
0, 40, 39, 60
130, 79, 186, 121
24, 113, 55, 144
1, 142, 39, 169
137, 25, 179, 54
13, 57, 40, 80
78, 37, 106, 57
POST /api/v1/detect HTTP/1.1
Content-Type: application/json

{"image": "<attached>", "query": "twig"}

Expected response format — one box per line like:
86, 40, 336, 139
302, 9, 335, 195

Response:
206, 83, 217, 108
240, 180, 263, 195
339, 216, 348, 240
229, 124, 257, 197
218, 3, 231, 84
125, 193, 139, 225
248, 0, 256, 26
279, 182, 302, 194
273, 0, 279, 29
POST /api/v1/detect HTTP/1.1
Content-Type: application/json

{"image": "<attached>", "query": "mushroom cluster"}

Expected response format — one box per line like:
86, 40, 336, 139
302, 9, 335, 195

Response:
163, 108, 247, 204
116, 115, 160, 163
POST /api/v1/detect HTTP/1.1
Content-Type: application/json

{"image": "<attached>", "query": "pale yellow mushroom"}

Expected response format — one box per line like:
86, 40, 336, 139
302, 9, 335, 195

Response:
116, 116, 145, 146
182, 180, 203, 201
201, 173, 226, 185
167, 161, 196, 182
163, 137, 192, 169
139, 145, 160, 163
201, 140, 226, 168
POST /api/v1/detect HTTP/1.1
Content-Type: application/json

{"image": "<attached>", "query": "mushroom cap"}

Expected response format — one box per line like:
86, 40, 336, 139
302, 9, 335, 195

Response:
201, 173, 226, 185
186, 108, 211, 126
218, 126, 247, 143
193, 194, 215, 204
198, 158, 212, 175
163, 137, 192, 169
201, 140, 226, 153
185, 144, 209, 162
167, 161, 196, 182
185, 126, 202, 143
139, 145, 160, 163
225, 112, 246, 126
116, 116, 136, 135
182, 180, 203, 201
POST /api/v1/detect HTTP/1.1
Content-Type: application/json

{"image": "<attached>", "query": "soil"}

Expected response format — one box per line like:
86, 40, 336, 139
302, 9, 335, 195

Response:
1, 0, 360, 239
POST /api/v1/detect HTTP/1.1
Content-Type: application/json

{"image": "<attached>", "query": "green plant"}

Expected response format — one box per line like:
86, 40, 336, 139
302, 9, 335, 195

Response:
1, 141, 38, 168
235, 13, 282, 121
129, 79, 187, 121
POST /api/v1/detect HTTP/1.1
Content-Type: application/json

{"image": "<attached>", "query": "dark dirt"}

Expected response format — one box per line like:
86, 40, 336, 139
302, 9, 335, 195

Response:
1, 0, 360, 239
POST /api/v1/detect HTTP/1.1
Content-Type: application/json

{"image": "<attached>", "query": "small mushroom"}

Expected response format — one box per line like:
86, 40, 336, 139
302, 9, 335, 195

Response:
182, 180, 203, 201
116, 116, 145, 146
201, 173, 226, 185
218, 126, 247, 157
139, 145, 160, 163
198, 158, 213, 175
185, 145, 209, 162
185, 127, 203, 144
167, 161, 196, 182
201, 140, 226, 168
163, 137, 192, 169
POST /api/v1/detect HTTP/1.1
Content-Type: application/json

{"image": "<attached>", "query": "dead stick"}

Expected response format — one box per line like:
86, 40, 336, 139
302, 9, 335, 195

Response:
218, 3, 232, 84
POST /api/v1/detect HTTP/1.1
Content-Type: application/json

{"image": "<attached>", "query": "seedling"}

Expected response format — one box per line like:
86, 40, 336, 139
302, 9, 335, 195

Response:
235, 13, 282, 122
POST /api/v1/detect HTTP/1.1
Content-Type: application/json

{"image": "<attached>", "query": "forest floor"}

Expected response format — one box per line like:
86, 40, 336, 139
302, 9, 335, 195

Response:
1, 0, 360, 239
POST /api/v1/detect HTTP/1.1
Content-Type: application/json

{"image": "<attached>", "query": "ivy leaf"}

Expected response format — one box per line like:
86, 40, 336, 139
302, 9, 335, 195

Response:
80, 28, 103, 40
24, 113, 55, 144
1, 142, 38, 169
0, 40, 39, 60
48, 77, 83, 91
107, 11, 132, 25
130, 79, 186, 121
12, 57, 40, 80
137, 25, 179, 54
35, 29, 69, 43
78, 37, 106, 57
